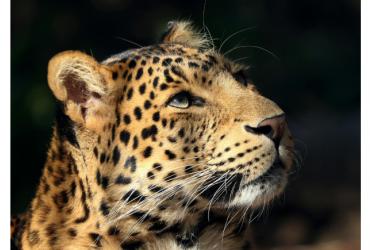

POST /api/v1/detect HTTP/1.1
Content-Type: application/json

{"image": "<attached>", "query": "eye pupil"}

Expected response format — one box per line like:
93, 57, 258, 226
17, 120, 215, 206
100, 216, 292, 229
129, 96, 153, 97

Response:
168, 92, 191, 109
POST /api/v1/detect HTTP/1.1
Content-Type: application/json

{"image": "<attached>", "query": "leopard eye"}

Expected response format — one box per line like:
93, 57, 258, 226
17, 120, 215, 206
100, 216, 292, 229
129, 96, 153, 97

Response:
167, 91, 205, 109
168, 91, 191, 109
232, 69, 249, 86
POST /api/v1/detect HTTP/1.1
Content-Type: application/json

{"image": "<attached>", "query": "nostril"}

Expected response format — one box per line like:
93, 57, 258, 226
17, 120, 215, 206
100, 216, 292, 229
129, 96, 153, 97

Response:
244, 125, 273, 137
244, 114, 286, 144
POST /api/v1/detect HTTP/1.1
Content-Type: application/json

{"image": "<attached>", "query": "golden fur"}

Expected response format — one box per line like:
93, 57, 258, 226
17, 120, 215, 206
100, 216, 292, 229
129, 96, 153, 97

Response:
12, 21, 294, 250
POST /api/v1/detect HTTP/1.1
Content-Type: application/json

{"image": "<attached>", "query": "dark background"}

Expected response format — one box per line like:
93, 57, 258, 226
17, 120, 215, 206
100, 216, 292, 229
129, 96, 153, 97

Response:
11, 0, 360, 248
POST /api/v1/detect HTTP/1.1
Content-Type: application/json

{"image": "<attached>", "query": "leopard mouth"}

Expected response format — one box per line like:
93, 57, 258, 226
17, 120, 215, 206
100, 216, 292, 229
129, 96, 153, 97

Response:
248, 158, 285, 185
228, 157, 288, 207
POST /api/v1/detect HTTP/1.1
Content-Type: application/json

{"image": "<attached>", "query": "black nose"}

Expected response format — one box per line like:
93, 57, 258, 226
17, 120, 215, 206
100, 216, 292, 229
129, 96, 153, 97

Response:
244, 114, 286, 144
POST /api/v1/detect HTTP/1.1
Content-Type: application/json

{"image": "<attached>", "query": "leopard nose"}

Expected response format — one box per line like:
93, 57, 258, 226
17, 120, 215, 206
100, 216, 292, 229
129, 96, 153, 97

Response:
244, 114, 286, 144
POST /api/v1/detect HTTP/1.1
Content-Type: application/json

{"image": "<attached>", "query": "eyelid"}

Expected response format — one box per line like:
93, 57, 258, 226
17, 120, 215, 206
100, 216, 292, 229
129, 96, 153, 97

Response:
166, 91, 205, 107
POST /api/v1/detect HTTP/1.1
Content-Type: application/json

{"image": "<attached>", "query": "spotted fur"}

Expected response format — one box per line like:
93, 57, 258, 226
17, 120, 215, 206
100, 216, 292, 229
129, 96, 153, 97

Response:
12, 21, 294, 249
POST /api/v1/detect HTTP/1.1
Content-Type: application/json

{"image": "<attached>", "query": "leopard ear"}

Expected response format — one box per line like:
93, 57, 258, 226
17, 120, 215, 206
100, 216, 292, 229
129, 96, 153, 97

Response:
48, 51, 116, 131
161, 21, 209, 48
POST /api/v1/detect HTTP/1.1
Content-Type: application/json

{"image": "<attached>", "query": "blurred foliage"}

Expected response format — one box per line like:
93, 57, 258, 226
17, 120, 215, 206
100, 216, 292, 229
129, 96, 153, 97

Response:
11, 0, 360, 248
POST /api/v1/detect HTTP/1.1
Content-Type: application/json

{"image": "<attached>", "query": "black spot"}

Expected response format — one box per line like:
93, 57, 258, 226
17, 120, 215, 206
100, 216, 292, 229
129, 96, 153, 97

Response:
122, 70, 128, 79
108, 226, 120, 236
93, 147, 99, 158
164, 69, 174, 83
68, 228, 77, 237
135, 68, 143, 80
188, 62, 199, 68
120, 130, 131, 145
132, 136, 139, 150
101, 176, 109, 189
143, 146, 153, 158
100, 201, 110, 216
175, 57, 183, 63
127, 73, 132, 81
131, 211, 151, 221
122, 189, 146, 202
167, 136, 177, 143
141, 125, 158, 140
123, 114, 131, 125
147, 171, 155, 179
185, 165, 193, 173
169, 119, 175, 129
128, 60, 137, 68
139, 83, 146, 94
112, 71, 118, 80
148, 67, 153, 75
74, 203, 90, 223
148, 184, 164, 193
89, 233, 102, 247
100, 153, 106, 164
178, 128, 185, 138
162, 58, 172, 66
201, 64, 209, 72
120, 241, 144, 250
183, 147, 190, 153
164, 171, 177, 182
153, 163, 162, 171
127, 88, 133, 100
45, 223, 58, 246
153, 57, 160, 64
96, 170, 101, 185
153, 77, 159, 88
134, 107, 142, 120
161, 118, 168, 127
150, 91, 155, 100
124, 156, 137, 172
171, 65, 188, 82
152, 112, 160, 122
144, 100, 152, 109
70, 181, 76, 196
149, 220, 167, 231
111, 125, 116, 141
115, 174, 132, 184
165, 150, 176, 160
160, 83, 169, 91
112, 146, 121, 165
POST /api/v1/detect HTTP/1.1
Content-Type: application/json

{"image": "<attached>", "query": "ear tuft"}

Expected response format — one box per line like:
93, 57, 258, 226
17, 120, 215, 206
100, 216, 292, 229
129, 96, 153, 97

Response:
161, 21, 210, 49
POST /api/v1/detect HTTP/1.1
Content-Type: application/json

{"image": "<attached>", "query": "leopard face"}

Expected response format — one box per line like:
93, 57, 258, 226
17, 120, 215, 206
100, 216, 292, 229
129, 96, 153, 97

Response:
47, 21, 294, 227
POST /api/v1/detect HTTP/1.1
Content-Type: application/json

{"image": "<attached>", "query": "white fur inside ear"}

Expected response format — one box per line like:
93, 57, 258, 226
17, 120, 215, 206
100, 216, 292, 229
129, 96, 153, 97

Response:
58, 59, 106, 96
162, 21, 211, 49
48, 51, 107, 103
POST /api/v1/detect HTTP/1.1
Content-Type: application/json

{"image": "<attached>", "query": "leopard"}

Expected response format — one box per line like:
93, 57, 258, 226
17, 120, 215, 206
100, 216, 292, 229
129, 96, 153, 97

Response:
11, 21, 295, 250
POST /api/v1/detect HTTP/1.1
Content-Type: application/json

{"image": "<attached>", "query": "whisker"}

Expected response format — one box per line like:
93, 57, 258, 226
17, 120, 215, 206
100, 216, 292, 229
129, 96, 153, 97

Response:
223, 45, 280, 61
115, 36, 143, 48
218, 26, 256, 53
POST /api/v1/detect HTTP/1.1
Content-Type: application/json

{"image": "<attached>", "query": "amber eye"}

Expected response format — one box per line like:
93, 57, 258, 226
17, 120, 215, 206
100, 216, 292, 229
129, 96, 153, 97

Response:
167, 91, 205, 109
232, 70, 249, 86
